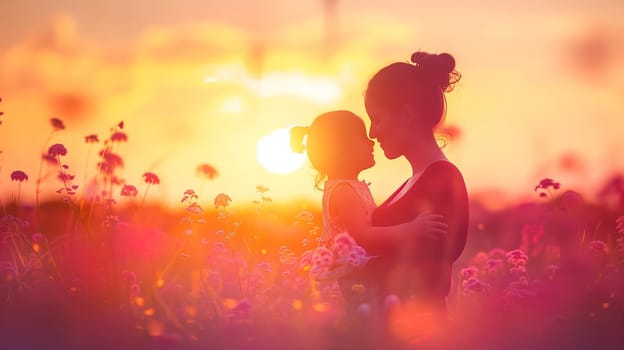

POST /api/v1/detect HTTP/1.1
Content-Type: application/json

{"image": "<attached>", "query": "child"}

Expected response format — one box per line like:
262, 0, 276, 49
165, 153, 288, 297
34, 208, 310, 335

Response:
290, 110, 447, 286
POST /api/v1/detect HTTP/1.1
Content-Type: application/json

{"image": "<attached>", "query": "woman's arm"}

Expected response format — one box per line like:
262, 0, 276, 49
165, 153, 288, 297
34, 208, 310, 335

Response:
328, 183, 446, 252
414, 163, 469, 263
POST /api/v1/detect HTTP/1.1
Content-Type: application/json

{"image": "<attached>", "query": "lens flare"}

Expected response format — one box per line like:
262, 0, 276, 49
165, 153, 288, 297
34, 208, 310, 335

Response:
257, 127, 305, 174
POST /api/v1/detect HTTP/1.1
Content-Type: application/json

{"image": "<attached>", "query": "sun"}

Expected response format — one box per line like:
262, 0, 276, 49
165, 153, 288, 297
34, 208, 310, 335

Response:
257, 127, 306, 174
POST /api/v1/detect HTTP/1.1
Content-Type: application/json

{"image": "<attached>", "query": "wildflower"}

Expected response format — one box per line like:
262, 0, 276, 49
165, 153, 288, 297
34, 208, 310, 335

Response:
470, 251, 489, 266
488, 248, 507, 259
509, 265, 527, 277
460, 266, 479, 279
85, 134, 99, 143
143, 172, 160, 185
110, 131, 128, 143
10, 170, 28, 182
50, 117, 65, 130
534, 178, 561, 192
58, 172, 75, 182
333, 232, 357, 257
213, 242, 226, 255
462, 277, 489, 294
507, 249, 528, 266
121, 270, 137, 284
299, 250, 314, 270
256, 262, 272, 273
214, 193, 232, 208
130, 283, 141, 297
31, 232, 44, 243
181, 189, 198, 203
256, 185, 269, 193
484, 259, 504, 274
121, 185, 138, 197
232, 299, 252, 317
48, 143, 67, 157
587, 240, 608, 257
544, 264, 559, 280
196, 163, 218, 179
97, 152, 124, 175
295, 211, 314, 224
186, 202, 202, 214
616, 216, 624, 235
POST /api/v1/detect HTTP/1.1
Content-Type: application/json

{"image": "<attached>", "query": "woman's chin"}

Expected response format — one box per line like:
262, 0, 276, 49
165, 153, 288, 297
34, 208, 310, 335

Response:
383, 149, 401, 160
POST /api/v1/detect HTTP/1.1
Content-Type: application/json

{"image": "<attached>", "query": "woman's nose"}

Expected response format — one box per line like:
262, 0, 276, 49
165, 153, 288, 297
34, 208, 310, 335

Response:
368, 123, 377, 139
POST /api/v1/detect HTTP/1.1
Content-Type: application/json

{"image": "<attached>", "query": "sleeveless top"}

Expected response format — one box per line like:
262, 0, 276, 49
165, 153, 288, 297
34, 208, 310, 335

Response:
321, 179, 376, 245
309, 179, 376, 281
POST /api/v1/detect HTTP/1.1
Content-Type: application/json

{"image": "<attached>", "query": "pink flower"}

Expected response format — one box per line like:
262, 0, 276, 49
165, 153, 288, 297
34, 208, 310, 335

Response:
50, 118, 65, 130
462, 277, 489, 294
460, 266, 479, 279
58, 172, 75, 182
214, 193, 232, 208
31, 232, 44, 242
616, 216, 624, 235
121, 185, 138, 197
85, 134, 99, 143
186, 202, 202, 214
48, 143, 67, 157
98, 151, 124, 174
143, 172, 160, 185
488, 248, 507, 259
10, 170, 28, 182
333, 232, 357, 258
196, 163, 218, 180
587, 240, 608, 256
110, 131, 128, 142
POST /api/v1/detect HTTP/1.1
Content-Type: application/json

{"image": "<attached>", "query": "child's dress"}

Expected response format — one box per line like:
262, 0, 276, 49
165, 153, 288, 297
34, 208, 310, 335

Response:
311, 179, 376, 281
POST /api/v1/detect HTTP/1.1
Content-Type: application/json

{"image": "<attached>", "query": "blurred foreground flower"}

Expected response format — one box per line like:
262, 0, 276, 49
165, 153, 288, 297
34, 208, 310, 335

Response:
121, 185, 138, 197
50, 117, 65, 131
48, 143, 68, 157
84, 134, 99, 143
143, 172, 160, 185
10, 170, 28, 182
196, 163, 218, 180
214, 193, 232, 208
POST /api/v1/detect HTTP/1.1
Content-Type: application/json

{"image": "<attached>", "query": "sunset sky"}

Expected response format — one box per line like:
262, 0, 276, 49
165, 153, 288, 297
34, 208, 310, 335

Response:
0, 0, 623, 209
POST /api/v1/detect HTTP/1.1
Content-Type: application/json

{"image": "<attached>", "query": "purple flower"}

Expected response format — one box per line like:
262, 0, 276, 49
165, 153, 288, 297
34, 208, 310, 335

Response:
48, 143, 67, 157
10, 170, 28, 182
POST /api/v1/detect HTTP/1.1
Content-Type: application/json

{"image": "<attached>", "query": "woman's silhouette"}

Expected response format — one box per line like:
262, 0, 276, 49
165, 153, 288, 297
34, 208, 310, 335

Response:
358, 51, 469, 321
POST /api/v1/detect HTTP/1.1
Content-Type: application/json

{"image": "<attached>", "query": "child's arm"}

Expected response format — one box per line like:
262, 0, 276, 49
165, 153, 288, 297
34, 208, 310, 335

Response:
328, 183, 447, 251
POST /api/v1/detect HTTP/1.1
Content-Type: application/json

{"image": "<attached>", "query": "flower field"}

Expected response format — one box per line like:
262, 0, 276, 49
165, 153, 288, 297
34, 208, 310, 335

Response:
1, 112, 623, 349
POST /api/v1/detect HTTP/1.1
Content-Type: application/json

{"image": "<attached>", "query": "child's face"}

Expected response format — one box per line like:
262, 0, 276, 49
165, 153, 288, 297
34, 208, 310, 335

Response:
345, 122, 375, 173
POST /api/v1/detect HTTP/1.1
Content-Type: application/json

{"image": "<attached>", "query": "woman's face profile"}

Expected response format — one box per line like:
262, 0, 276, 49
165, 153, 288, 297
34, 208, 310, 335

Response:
367, 104, 409, 160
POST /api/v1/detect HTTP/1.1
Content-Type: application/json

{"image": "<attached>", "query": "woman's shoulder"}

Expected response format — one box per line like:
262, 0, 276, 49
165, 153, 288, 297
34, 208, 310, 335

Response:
411, 160, 467, 198
419, 160, 465, 183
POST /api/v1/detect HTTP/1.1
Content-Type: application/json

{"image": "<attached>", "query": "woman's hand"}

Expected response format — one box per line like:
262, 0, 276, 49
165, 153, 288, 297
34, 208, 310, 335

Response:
408, 212, 448, 240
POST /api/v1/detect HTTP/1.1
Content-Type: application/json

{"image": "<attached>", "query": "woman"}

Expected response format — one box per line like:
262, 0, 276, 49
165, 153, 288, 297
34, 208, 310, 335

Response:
358, 51, 469, 320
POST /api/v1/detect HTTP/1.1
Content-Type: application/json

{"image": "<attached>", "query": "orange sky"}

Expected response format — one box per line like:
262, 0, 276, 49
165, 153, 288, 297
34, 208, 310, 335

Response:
1, 0, 623, 209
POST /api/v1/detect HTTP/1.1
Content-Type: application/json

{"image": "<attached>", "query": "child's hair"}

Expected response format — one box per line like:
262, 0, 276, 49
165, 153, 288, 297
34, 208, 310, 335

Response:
290, 110, 366, 189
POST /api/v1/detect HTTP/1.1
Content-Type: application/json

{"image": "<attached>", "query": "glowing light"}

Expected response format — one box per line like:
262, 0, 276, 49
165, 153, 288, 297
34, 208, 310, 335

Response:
223, 298, 237, 310
203, 66, 342, 104
313, 303, 330, 312
219, 96, 243, 114
292, 299, 304, 311
256, 72, 342, 104
257, 127, 305, 174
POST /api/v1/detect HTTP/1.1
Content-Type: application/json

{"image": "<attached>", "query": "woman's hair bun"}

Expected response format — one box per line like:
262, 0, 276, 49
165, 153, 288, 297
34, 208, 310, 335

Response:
410, 51, 460, 91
